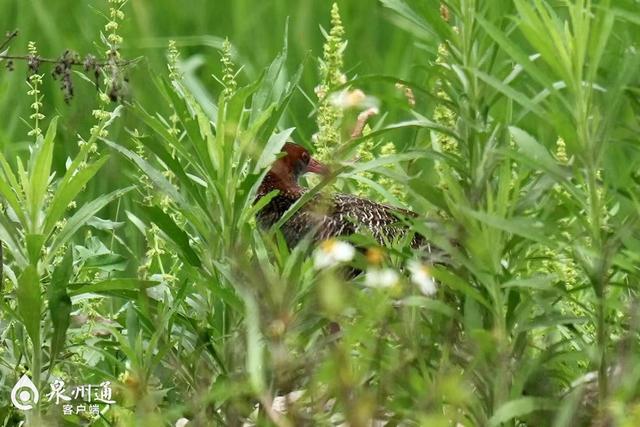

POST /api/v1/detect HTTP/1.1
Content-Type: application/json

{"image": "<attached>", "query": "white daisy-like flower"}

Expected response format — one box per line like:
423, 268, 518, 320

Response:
408, 260, 437, 296
175, 418, 190, 427
314, 239, 356, 269
364, 268, 400, 289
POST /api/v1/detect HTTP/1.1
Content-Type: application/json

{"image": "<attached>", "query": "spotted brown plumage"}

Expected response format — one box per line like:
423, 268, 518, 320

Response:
256, 143, 427, 249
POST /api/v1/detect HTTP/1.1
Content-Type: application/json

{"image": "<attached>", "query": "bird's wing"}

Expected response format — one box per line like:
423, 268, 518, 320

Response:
283, 196, 356, 244
282, 192, 424, 246
325, 193, 418, 242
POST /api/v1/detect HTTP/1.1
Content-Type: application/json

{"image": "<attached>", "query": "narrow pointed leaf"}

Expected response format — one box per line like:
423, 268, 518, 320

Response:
140, 204, 201, 268
17, 265, 41, 347
49, 246, 72, 365
30, 117, 58, 219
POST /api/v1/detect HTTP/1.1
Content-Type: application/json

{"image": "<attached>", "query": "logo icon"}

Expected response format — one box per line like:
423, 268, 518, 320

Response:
11, 374, 39, 410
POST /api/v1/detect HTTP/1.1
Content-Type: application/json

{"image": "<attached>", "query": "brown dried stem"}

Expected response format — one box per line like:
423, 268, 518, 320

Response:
0, 28, 133, 68
0, 29, 18, 52
0, 28, 137, 102
0, 53, 136, 69
350, 107, 379, 139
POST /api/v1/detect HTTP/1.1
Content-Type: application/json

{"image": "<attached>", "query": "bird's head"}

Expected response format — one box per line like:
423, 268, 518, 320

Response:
270, 143, 329, 183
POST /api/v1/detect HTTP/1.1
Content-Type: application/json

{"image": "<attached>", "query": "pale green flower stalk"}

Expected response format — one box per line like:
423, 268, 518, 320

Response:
138, 223, 164, 278
433, 44, 458, 155
167, 40, 181, 137
136, 40, 185, 282
133, 133, 180, 284
81, 95, 119, 165
315, 2, 347, 160
26, 41, 45, 138
221, 38, 237, 99
81, 0, 127, 159
555, 138, 568, 164
102, 0, 127, 103
353, 138, 406, 203
105, 0, 126, 59
132, 133, 157, 280
432, 43, 459, 191
354, 132, 375, 196
167, 40, 182, 82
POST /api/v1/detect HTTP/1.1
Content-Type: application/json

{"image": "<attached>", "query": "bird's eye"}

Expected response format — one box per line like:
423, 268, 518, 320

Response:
301, 152, 310, 164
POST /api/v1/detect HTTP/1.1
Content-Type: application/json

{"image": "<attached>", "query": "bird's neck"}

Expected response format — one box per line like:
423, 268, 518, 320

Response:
257, 172, 304, 200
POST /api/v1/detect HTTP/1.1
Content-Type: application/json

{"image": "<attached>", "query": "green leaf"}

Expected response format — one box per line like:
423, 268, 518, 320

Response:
48, 246, 72, 366
104, 139, 209, 237
241, 289, 265, 393
0, 151, 20, 193
255, 63, 303, 145
489, 397, 557, 426
501, 275, 558, 290
398, 115, 460, 140
86, 216, 125, 231
509, 127, 567, 178
475, 15, 558, 92
515, 314, 588, 334
104, 140, 184, 204
83, 253, 127, 272
347, 174, 404, 208
399, 296, 460, 319
380, 0, 436, 41
17, 265, 41, 347
254, 127, 294, 173
0, 214, 27, 267
250, 25, 288, 122
346, 152, 427, 175
44, 155, 110, 237
130, 114, 210, 214
464, 208, 553, 246
0, 173, 26, 226
140, 204, 201, 267
472, 68, 546, 119
25, 234, 45, 265
29, 117, 58, 222
68, 278, 158, 297
48, 186, 134, 260
431, 266, 492, 310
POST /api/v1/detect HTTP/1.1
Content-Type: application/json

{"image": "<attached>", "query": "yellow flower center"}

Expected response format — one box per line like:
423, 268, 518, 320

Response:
320, 239, 337, 252
366, 247, 385, 265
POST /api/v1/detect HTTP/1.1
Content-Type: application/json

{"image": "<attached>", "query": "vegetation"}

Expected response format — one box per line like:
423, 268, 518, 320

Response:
0, 0, 639, 425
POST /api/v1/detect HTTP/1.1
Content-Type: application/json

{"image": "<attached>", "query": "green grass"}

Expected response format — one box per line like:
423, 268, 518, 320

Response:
1, 0, 640, 426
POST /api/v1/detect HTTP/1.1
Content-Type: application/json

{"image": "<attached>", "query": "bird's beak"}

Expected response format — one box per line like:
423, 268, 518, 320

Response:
307, 157, 330, 175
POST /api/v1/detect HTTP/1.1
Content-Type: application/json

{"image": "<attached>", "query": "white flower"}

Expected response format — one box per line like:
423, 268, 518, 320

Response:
364, 268, 399, 289
408, 260, 437, 296
314, 239, 355, 269
175, 418, 189, 427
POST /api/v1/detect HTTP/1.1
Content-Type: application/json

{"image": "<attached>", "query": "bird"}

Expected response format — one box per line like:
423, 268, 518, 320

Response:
255, 143, 429, 250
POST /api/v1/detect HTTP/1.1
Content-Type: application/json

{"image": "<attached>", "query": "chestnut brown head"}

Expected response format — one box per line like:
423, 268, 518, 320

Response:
269, 143, 328, 183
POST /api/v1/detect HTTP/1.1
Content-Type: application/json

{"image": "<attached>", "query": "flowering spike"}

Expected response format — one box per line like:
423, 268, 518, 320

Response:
315, 2, 347, 159
26, 41, 44, 138
167, 40, 181, 81
220, 38, 237, 98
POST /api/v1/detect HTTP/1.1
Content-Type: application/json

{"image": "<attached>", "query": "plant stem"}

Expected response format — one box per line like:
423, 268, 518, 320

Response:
0, 30, 18, 52
0, 53, 135, 68
30, 340, 42, 424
